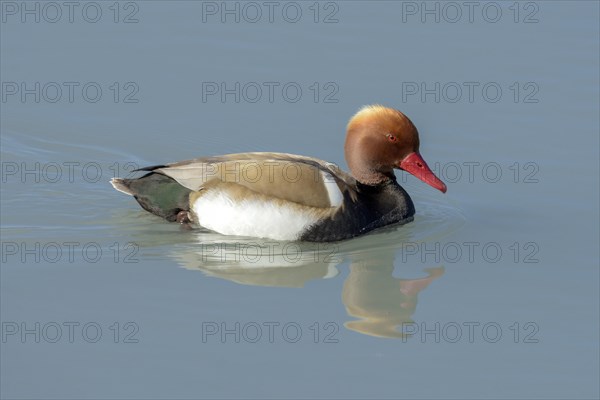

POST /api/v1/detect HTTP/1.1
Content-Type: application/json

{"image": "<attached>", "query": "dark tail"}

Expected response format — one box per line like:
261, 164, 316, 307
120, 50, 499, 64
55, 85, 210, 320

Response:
111, 173, 192, 222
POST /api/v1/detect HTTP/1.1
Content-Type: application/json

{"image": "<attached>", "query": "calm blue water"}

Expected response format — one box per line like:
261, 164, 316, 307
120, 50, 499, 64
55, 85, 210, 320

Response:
1, 1, 599, 398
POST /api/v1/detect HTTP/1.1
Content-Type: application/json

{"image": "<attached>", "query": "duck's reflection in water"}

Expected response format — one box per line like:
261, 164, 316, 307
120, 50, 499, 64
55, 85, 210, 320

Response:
170, 228, 444, 339
171, 234, 342, 287
343, 259, 443, 338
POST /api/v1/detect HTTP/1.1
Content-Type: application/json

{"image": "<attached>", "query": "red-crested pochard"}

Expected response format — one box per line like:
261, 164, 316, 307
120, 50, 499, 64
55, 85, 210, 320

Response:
111, 105, 446, 242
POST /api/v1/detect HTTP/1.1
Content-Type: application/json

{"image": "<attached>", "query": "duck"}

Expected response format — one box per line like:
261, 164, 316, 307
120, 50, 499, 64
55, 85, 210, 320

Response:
111, 105, 446, 242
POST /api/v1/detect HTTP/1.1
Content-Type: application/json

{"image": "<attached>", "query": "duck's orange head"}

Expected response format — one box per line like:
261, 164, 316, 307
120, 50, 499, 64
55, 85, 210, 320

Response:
344, 105, 446, 192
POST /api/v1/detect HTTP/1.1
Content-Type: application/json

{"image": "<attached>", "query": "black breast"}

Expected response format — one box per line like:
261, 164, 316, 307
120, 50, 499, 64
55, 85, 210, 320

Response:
299, 179, 415, 242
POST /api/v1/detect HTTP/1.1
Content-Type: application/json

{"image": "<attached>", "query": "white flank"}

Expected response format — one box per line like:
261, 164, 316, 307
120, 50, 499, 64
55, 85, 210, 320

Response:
321, 171, 344, 207
192, 190, 321, 241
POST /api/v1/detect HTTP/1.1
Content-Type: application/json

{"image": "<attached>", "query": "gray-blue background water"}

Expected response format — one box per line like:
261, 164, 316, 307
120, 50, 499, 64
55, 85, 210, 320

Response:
1, 1, 598, 398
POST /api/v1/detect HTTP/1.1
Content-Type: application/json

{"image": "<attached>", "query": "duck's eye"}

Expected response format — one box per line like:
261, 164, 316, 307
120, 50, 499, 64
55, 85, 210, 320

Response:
386, 134, 397, 143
